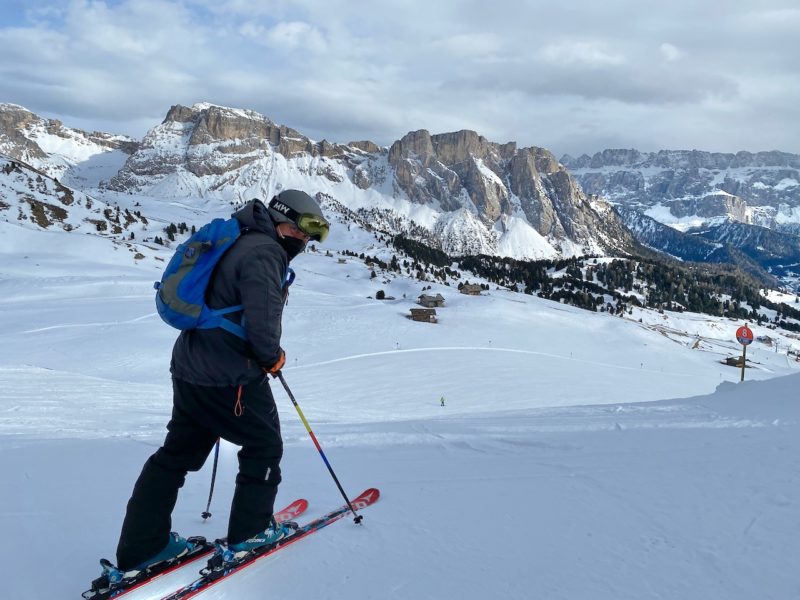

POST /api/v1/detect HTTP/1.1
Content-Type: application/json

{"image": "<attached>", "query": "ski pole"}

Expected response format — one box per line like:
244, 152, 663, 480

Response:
276, 371, 363, 524
201, 438, 220, 520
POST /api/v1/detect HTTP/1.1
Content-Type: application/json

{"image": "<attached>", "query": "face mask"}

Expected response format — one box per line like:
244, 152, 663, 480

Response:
278, 235, 307, 261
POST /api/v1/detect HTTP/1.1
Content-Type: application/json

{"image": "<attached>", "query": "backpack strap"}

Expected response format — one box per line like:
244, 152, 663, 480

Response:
194, 267, 294, 340
197, 305, 246, 339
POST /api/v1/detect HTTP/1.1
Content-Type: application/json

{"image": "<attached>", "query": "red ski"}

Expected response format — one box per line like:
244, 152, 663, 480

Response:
159, 488, 380, 600
82, 498, 308, 600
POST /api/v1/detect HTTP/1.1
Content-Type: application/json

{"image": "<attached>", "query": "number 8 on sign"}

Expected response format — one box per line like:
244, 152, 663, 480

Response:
736, 325, 753, 346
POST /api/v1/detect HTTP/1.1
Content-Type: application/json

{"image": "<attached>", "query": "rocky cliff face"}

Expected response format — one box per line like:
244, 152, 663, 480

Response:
562, 149, 800, 231
107, 103, 366, 196
0, 103, 138, 180
386, 128, 637, 257
571, 149, 800, 285
564, 149, 800, 171
562, 150, 800, 282
3, 102, 796, 284
105, 104, 638, 259
0, 105, 49, 165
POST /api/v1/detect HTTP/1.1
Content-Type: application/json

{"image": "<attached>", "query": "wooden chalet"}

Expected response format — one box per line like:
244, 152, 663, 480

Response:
409, 308, 437, 323
418, 293, 445, 308
460, 283, 483, 295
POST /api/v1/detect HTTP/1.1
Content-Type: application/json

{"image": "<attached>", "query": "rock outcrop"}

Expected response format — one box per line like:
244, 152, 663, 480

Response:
3, 102, 641, 261
0, 103, 138, 180
562, 148, 800, 225
587, 149, 800, 285
387, 128, 637, 256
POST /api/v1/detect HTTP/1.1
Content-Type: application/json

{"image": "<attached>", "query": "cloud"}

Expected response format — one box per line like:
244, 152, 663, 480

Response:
746, 7, 800, 26
434, 33, 504, 59
442, 48, 738, 107
0, 0, 229, 124
539, 41, 626, 67
240, 19, 327, 53
0, 0, 797, 157
659, 43, 683, 62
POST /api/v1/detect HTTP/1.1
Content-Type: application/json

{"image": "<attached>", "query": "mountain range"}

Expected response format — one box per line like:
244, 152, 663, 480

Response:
562, 149, 800, 287
561, 149, 800, 231
0, 101, 798, 290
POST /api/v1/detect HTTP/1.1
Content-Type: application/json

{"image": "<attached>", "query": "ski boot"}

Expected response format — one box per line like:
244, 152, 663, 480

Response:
82, 533, 195, 599
204, 518, 299, 577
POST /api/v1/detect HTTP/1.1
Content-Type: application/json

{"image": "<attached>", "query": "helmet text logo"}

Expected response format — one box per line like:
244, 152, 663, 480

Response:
272, 201, 291, 215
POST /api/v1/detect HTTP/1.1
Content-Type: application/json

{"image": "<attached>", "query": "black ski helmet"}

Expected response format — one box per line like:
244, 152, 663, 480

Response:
266, 189, 330, 242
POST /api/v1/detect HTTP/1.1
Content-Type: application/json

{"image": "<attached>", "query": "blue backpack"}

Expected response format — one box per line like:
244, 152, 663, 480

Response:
154, 217, 296, 340
154, 218, 248, 339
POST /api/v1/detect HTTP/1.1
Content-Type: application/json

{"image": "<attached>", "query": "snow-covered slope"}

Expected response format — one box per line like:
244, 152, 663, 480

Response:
2, 104, 800, 598
1, 201, 799, 599
0, 155, 151, 238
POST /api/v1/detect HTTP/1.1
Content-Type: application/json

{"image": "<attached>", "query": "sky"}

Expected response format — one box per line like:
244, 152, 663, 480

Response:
1, 0, 799, 158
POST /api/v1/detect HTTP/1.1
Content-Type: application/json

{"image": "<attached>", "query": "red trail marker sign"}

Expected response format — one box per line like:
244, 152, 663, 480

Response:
736, 325, 753, 346
735, 324, 753, 381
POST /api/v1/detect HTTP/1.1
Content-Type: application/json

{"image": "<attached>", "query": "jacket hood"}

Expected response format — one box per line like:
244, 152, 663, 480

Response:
233, 199, 277, 237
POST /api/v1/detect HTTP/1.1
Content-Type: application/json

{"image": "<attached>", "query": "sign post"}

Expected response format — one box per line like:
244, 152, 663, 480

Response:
735, 324, 754, 382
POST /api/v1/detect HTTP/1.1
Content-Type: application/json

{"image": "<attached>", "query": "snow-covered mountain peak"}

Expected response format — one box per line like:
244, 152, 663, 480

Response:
0, 102, 28, 112
186, 101, 266, 120
3, 103, 640, 261
90, 104, 638, 259
565, 146, 800, 286
0, 103, 137, 184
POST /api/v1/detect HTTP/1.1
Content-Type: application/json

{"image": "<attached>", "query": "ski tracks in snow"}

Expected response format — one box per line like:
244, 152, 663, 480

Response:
291, 345, 695, 377
21, 312, 158, 334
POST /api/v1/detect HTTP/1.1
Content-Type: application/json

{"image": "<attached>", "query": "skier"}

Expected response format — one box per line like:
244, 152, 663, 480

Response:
102, 191, 330, 583
440, 396, 445, 407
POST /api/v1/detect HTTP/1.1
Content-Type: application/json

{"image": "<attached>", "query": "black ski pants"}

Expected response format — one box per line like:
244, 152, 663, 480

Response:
116, 376, 283, 570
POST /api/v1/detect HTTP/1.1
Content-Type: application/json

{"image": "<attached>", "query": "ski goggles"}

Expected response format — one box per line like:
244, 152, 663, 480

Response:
269, 198, 331, 242
295, 213, 330, 242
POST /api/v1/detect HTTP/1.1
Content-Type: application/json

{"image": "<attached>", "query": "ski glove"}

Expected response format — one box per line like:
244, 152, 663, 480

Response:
262, 349, 286, 377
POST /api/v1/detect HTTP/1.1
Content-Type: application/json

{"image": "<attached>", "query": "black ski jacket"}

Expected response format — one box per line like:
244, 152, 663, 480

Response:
170, 199, 288, 386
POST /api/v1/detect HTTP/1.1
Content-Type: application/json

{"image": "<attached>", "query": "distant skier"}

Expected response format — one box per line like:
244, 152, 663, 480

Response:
95, 191, 330, 587
440, 396, 446, 407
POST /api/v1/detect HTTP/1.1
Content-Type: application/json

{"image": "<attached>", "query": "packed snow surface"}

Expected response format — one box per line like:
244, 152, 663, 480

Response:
1, 217, 799, 600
